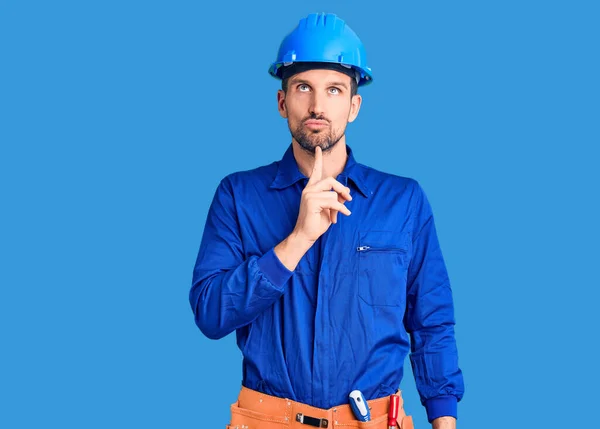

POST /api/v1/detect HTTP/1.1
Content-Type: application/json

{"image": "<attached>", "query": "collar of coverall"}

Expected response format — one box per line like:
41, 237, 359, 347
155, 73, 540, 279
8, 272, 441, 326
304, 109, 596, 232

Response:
270, 143, 371, 198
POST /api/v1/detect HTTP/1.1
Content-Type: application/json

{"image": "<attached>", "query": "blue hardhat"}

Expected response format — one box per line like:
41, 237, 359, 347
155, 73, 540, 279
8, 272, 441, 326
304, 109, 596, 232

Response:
269, 13, 373, 87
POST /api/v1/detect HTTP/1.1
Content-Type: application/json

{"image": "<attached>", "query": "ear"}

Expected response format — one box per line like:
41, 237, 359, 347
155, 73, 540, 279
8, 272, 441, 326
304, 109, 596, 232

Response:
347, 94, 362, 123
277, 89, 287, 119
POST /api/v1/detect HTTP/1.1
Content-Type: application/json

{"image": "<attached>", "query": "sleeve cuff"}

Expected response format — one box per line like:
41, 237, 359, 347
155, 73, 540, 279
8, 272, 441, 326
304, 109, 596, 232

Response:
425, 396, 457, 423
257, 248, 294, 290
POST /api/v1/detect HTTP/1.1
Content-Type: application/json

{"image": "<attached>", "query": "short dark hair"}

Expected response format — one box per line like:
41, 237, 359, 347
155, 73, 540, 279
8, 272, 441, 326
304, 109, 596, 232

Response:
282, 74, 358, 97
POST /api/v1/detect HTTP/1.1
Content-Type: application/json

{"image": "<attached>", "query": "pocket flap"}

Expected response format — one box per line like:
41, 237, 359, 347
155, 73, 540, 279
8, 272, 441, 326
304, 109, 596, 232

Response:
358, 230, 409, 251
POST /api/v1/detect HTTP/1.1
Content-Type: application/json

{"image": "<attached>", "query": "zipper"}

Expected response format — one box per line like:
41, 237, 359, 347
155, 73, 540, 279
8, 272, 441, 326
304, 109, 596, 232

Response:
356, 246, 406, 253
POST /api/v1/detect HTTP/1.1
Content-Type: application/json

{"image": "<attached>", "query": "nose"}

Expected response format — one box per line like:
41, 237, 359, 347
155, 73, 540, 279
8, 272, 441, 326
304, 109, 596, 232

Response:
309, 91, 326, 117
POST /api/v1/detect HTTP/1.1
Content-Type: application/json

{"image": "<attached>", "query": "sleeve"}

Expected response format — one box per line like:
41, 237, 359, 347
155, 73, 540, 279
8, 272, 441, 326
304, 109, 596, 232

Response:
403, 180, 465, 423
189, 176, 294, 340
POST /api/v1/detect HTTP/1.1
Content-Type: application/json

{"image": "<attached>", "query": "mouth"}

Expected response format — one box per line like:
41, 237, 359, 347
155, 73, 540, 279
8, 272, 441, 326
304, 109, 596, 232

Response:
304, 120, 329, 129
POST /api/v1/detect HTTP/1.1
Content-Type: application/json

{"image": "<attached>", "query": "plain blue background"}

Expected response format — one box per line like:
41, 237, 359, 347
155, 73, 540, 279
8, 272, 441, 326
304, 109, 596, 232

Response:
1, 1, 599, 428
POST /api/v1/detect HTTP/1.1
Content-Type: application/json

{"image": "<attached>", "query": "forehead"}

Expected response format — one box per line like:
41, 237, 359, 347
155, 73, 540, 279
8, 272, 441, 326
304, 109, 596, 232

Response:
288, 68, 353, 87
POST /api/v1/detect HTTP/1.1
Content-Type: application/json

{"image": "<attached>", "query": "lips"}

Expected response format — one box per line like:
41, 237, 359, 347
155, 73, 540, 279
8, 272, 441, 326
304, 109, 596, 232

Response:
304, 120, 328, 127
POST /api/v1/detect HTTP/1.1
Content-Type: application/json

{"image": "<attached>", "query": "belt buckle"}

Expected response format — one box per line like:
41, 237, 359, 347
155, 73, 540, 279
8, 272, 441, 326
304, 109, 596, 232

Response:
296, 413, 328, 428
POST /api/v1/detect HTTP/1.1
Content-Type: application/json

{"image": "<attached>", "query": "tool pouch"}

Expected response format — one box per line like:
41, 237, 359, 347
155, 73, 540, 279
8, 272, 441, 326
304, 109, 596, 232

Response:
400, 415, 414, 429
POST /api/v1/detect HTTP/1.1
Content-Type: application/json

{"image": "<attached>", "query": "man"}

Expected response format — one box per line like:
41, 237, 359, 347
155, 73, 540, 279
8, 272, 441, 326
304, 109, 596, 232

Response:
190, 12, 464, 429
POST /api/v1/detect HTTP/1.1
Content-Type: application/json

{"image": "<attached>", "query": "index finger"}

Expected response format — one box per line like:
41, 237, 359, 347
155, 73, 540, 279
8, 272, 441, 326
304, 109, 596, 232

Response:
307, 146, 323, 185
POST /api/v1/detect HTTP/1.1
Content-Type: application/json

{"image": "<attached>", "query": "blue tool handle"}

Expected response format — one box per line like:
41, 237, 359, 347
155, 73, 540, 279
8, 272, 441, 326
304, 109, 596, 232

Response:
349, 390, 370, 422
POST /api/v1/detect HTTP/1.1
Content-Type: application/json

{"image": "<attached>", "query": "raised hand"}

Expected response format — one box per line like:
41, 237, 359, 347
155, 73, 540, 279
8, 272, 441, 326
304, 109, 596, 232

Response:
292, 146, 352, 244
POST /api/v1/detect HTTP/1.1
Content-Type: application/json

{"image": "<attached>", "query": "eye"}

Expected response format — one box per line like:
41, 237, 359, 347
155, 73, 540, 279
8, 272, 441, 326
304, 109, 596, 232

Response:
298, 84, 310, 92
329, 87, 341, 95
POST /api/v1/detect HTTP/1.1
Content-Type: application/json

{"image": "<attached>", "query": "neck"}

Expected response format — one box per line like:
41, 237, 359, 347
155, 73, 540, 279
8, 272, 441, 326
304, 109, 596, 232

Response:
293, 137, 348, 180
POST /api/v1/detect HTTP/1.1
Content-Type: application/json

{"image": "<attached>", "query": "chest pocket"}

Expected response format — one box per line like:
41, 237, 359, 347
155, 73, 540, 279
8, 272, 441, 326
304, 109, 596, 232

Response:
357, 230, 410, 307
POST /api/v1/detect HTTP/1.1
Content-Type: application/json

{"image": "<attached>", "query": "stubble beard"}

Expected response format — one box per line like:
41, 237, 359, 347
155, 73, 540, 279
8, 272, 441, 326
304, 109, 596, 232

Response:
290, 121, 345, 155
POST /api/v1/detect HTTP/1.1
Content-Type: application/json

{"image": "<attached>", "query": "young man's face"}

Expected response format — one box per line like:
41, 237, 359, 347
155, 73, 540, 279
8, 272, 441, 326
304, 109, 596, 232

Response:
277, 68, 362, 154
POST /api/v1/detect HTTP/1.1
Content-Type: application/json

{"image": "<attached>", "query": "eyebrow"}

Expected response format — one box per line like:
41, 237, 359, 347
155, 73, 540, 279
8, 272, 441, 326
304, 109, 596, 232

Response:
327, 81, 349, 89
